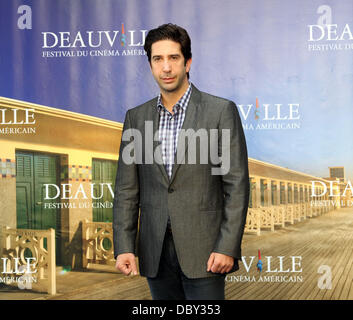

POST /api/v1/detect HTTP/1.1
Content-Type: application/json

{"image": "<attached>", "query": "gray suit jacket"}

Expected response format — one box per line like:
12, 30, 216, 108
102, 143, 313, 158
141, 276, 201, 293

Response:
113, 84, 249, 279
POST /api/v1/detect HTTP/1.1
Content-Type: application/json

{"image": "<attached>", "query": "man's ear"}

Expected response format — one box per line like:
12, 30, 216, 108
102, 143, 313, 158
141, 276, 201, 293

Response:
185, 58, 192, 73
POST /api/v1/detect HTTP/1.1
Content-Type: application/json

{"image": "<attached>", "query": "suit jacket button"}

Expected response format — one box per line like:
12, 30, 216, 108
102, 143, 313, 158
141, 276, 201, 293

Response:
168, 188, 175, 193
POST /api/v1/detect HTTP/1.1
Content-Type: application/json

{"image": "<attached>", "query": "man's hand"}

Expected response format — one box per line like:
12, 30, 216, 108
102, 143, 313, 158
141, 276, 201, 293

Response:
115, 253, 138, 276
207, 252, 234, 273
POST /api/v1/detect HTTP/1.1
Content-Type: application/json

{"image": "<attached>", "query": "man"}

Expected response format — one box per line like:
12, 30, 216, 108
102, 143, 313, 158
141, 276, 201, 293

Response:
113, 23, 249, 300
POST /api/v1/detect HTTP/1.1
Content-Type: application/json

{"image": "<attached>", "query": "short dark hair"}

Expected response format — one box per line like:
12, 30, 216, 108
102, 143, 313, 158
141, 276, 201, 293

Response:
144, 23, 192, 78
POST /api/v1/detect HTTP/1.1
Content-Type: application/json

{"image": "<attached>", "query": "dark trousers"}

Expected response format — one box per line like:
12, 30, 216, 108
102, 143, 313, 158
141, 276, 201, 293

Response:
147, 229, 225, 300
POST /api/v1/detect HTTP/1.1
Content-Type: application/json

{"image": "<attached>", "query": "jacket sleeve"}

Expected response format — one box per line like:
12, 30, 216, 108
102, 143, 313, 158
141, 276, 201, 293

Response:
212, 101, 250, 259
113, 110, 140, 258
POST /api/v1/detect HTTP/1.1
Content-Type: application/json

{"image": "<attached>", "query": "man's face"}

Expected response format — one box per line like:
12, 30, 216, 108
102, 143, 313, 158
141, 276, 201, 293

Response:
150, 39, 192, 94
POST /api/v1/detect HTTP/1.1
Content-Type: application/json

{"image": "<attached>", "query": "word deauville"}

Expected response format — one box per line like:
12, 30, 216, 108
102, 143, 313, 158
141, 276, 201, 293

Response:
238, 103, 300, 121
242, 255, 302, 273
0, 109, 35, 125
1, 258, 37, 274
42, 30, 147, 49
44, 183, 114, 200
311, 180, 353, 197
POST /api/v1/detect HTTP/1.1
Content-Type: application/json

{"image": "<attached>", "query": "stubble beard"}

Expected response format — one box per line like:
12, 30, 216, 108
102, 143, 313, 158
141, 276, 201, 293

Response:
158, 72, 188, 94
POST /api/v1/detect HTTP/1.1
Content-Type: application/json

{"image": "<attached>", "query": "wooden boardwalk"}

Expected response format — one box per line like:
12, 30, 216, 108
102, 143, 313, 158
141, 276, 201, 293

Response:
225, 207, 353, 300
2, 207, 352, 300
52, 207, 353, 300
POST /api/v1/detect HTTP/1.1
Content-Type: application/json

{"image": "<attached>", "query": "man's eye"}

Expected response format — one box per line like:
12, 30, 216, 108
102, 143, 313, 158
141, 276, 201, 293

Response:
153, 57, 161, 62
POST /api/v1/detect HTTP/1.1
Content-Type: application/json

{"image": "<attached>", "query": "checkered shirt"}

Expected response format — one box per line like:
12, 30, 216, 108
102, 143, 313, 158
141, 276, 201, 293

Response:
157, 83, 192, 179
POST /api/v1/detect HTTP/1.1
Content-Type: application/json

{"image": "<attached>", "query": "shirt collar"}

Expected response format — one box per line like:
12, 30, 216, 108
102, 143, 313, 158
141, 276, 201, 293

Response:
157, 82, 192, 113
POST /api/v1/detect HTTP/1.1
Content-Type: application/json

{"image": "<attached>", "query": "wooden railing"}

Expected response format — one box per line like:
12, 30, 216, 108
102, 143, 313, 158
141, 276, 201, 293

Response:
82, 220, 116, 270
244, 208, 261, 235
245, 202, 335, 236
1, 226, 56, 295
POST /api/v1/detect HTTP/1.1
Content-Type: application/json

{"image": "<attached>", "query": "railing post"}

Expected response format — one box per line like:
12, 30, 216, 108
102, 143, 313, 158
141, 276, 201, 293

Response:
82, 220, 88, 269
47, 228, 56, 295
254, 177, 261, 208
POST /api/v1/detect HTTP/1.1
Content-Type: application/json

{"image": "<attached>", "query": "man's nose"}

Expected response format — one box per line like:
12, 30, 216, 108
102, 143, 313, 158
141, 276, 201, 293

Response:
162, 60, 171, 72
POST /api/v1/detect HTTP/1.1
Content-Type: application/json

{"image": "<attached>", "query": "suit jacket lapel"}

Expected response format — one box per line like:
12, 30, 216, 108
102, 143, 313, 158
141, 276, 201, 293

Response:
170, 84, 201, 184
150, 99, 170, 185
